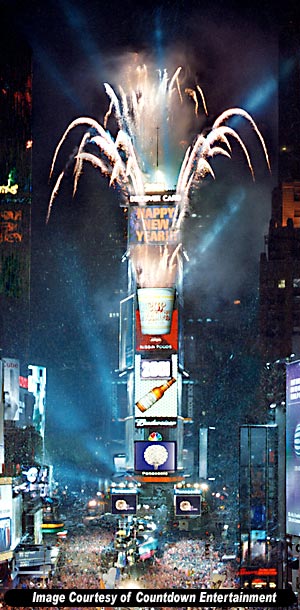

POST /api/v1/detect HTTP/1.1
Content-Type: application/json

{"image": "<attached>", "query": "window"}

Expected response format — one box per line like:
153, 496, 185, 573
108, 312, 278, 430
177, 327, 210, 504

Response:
278, 279, 286, 289
295, 191, 300, 202
293, 278, 300, 288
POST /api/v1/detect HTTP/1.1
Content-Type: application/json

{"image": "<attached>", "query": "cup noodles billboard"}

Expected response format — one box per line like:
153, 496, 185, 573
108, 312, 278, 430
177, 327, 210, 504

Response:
286, 360, 300, 536
136, 309, 178, 354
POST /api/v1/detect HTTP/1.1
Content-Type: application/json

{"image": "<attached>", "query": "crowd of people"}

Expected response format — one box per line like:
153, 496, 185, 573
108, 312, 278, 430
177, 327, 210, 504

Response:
132, 537, 238, 590
0, 524, 239, 610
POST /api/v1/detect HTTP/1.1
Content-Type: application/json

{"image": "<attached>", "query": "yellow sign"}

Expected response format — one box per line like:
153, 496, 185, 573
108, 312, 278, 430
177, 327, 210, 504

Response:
0, 184, 18, 195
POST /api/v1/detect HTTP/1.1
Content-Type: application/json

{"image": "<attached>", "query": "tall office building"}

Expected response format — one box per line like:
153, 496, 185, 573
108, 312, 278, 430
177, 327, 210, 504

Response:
278, 17, 300, 184
260, 17, 300, 363
0, 13, 32, 366
257, 16, 300, 593
259, 182, 300, 361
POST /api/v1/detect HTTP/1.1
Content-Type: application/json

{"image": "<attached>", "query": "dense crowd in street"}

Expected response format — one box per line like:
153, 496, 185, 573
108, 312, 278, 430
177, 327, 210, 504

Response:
134, 538, 238, 589
0, 524, 239, 610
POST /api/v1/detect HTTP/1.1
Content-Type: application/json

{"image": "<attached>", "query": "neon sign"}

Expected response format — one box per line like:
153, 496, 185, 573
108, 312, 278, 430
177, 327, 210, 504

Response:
0, 184, 18, 195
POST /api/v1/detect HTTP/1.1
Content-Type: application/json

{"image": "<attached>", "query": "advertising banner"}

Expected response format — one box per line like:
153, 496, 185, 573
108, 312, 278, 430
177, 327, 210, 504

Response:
28, 365, 46, 438
286, 360, 300, 536
0, 483, 12, 551
3, 358, 20, 421
134, 440, 176, 475
135, 355, 177, 428
136, 309, 178, 353
0, 518, 11, 552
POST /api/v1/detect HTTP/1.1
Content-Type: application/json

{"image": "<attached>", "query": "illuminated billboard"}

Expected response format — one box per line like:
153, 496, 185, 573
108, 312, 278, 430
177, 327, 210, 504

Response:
135, 354, 178, 427
0, 483, 12, 551
286, 361, 300, 536
199, 427, 208, 479
111, 493, 137, 515
0, 208, 23, 244
0, 518, 11, 552
134, 440, 176, 474
136, 309, 178, 353
0, 361, 4, 468
140, 358, 172, 379
113, 454, 127, 473
128, 203, 181, 246
28, 365, 46, 437
174, 494, 201, 516
119, 294, 134, 372
11, 495, 22, 549
3, 358, 20, 421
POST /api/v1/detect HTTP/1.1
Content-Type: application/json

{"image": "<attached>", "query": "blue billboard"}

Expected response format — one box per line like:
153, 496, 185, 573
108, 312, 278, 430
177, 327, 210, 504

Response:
134, 441, 176, 474
286, 360, 300, 536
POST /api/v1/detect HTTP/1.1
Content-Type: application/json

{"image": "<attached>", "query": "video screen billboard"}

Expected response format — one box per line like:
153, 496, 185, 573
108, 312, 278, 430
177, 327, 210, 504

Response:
174, 494, 201, 516
286, 361, 300, 536
111, 493, 137, 515
134, 440, 176, 475
128, 202, 181, 246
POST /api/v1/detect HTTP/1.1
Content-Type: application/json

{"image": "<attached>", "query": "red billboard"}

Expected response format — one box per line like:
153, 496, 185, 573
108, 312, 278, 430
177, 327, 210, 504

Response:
135, 309, 178, 353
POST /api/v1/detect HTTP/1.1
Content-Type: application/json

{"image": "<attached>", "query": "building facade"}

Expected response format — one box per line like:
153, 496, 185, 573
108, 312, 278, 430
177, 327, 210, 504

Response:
0, 13, 32, 367
239, 424, 279, 587
260, 182, 300, 362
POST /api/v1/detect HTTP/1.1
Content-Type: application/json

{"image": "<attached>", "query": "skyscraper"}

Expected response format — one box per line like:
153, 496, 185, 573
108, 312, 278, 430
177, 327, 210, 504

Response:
0, 11, 32, 366
259, 17, 300, 363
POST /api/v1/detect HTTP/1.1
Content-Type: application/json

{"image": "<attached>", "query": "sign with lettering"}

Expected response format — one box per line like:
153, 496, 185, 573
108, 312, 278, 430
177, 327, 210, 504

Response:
129, 205, 181, 245
0, 185, 18, 195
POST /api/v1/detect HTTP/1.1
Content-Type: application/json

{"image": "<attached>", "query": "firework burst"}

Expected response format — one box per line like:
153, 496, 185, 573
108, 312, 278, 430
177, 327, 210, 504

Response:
48, 65, 270, 227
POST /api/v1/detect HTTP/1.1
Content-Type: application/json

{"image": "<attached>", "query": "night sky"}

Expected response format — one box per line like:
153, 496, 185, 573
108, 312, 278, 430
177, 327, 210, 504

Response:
3, 0, 298, 486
